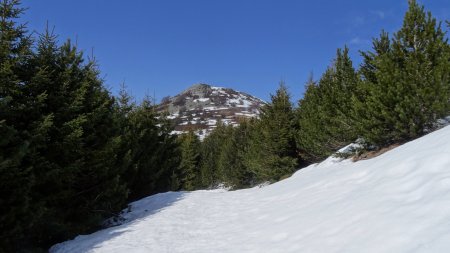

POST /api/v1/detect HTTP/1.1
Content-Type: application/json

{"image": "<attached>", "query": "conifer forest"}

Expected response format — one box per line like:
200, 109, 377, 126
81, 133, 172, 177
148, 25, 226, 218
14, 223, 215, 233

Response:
1, 0, 449, 251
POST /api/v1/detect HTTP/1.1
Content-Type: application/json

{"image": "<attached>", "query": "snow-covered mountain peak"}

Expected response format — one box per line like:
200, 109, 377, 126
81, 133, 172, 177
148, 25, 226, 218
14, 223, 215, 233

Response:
157, 83, 265, 139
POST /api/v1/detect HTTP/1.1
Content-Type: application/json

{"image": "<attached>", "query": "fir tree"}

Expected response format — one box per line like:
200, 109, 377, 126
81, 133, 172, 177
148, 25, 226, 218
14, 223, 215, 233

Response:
175, 131, 201, 191
121, 96, 159, 199
0, 0, 34, 250
245, 82, 298, 182
123, 96, 180, 200
355, 0, 450, 147
296, 47, 359, 161
221, 120, 256, 188
198, 121, 255, 189
295, 76, 325, 161
215, 125, 238, 187
152, 111, 180, 193
199, 121, 228, 187
114, 83, 135, 196
26, 38, 129, 248
0, 1, 181, 251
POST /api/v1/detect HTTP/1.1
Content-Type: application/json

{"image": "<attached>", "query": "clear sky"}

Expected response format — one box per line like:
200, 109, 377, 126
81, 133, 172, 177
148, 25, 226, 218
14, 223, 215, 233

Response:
21, 0, 450, 103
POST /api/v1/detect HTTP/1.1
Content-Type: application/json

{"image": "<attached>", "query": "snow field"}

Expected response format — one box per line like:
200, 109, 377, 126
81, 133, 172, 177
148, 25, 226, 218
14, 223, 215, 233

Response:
51, 125, 450, 253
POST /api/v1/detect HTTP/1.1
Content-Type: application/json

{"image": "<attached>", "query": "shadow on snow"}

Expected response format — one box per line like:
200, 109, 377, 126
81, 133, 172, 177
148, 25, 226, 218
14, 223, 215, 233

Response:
50, 191, 186, 253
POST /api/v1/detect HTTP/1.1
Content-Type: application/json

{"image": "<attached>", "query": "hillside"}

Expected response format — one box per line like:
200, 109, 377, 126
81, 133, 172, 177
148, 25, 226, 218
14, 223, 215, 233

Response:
157, 83, 265, 139
51, 125, 450, 253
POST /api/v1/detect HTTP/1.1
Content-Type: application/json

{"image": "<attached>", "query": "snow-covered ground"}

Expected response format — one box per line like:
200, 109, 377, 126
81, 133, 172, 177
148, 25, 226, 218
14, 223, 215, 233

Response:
51, 125, 450, 253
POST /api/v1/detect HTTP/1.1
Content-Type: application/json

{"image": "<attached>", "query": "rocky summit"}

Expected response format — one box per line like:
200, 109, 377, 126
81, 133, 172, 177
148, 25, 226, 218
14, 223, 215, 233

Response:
157, 83, 265, 139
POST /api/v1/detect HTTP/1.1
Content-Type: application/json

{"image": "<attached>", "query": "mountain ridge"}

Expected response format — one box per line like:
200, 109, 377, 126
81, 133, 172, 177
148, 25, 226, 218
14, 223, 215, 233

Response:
157, 83, 266, 139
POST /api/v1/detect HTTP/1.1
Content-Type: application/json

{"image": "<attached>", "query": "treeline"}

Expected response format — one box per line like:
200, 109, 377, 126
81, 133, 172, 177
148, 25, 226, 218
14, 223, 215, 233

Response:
173, 83, 299, 190
297, 1, 450, 161
175, 0, 450, 190
1, 0, 450, 252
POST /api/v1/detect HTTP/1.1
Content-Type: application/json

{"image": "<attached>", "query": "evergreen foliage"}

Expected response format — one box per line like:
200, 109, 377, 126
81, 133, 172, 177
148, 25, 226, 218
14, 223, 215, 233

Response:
294, 77, 324, 161
174, 131, 201, 190
198, 122, 228, 187
0, 0, 35, 250
354, 0, 450, 147
244, 83, 298, 182
221, 120, 256, 188
26, 36, 129, 248
0, 1, 179, 250
296, 47, 359, 161
1, 0, 450, 251
122, 96, 180, 200
199, 121, 256, 189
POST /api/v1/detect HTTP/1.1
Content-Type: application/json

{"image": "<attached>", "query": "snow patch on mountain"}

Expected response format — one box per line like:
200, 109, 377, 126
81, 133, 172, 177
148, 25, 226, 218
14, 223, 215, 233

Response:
157, 84, 265, 139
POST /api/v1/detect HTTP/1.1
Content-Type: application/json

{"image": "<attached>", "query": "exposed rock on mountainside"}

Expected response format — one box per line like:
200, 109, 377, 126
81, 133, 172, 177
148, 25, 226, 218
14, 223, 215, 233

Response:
157, 84, 265, 139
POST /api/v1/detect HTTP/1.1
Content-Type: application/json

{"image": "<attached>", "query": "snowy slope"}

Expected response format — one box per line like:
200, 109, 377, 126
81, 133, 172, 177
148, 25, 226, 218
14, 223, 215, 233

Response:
51, 126, 450, 253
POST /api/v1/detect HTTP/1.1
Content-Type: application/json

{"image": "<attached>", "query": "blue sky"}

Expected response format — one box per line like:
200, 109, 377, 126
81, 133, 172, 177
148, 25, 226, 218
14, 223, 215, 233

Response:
21, 0, 449, 102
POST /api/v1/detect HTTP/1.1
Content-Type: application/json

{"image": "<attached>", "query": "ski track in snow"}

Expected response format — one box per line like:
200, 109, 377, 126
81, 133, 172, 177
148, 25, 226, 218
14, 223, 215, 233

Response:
51, 126, 450, 253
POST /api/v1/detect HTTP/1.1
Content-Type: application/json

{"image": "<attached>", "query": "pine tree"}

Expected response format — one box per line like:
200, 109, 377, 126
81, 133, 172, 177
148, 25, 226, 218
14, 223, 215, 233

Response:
175, 131, 201, 191
199, 121, 228, 187
220, 120, 255, 188
197, 120, 255, 189
25, 38, 129, 248
358, 31, 391, 85
245, 82, 298, 182
295, 76, 325, 161
0, 0, 35, 250
153, 111, 180, 193
355, 0, 450, 147
121, 96, 159, 199
296, 47, 359, 161
1, 1, 182, 251
123, 96, 180, 200
215, 125, 238, 187
352, 31, 393, 146
67, 53, 128, 230
114, 83, 135, 196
